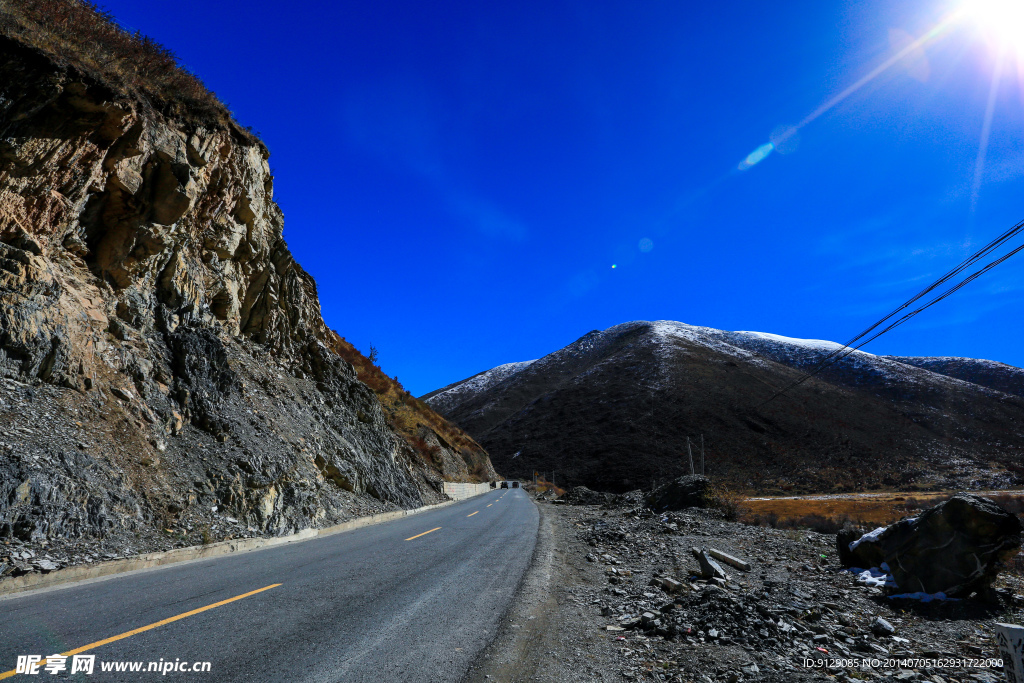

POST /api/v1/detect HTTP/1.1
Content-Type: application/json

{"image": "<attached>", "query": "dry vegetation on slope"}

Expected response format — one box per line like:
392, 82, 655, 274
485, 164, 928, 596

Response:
0, 0, 236, 130
329, 333, 494, 483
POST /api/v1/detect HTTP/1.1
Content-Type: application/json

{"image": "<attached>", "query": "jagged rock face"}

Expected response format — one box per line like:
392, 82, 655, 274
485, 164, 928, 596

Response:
0, 37, 485, 545
0, 38, 317, 384
425, 320, 1024, 493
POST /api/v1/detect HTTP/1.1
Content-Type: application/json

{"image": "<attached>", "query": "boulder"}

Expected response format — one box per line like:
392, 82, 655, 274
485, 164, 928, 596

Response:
837, 526, 887, 569
839, 493, 1023, 596
646, 475, 712, 511
870, 617, 895, 636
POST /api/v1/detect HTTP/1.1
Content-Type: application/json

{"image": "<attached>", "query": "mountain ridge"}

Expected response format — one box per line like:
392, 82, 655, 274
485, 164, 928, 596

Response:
423, 320, 1024, 493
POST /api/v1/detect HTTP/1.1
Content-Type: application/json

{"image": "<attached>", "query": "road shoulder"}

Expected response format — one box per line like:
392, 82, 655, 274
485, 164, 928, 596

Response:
463, 500, 621, 683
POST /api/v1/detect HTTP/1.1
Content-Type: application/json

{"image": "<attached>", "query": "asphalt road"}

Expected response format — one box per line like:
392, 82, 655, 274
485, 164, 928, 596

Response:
0, 488, 539, 682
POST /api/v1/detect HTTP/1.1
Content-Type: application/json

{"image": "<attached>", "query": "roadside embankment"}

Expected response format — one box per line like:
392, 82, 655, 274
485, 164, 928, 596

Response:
0, 490, 489, 598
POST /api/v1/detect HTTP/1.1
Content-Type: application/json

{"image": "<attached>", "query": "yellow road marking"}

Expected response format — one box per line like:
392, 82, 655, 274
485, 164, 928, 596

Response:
405, 527, 442, 541
467, 511, 478, 517
0, 583, 281, 680
487, 504, 492, 507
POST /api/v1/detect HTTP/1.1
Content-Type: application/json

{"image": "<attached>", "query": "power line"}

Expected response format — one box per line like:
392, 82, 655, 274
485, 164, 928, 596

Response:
761, 218, 1024, 405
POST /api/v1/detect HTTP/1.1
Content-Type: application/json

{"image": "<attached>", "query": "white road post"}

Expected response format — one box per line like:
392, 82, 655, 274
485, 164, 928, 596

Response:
996, 623, 1024, 683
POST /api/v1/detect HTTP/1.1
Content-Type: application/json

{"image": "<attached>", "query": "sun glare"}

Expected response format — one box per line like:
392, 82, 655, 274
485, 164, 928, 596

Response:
963, 0, 1024, 54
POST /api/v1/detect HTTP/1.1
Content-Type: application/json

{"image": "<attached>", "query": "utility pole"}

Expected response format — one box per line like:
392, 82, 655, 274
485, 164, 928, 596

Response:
700, 434, 705, 476
686, 437, 695, 475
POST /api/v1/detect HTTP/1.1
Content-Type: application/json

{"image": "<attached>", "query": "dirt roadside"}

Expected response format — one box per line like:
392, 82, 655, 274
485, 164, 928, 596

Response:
465, 496, 1023, 683
463, 500, 622, 682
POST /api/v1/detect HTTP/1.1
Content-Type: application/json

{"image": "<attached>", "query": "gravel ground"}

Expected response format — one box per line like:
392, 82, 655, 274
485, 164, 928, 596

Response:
469, 495, 1024, 683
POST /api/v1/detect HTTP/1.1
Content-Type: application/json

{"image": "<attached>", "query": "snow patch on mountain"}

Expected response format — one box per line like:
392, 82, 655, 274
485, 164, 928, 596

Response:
733, 331, 874, 356
647, 320, 762, 362
424, 360, 536, 413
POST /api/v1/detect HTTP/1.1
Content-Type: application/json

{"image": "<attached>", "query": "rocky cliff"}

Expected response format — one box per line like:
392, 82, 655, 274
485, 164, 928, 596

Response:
0, 15, 493, 571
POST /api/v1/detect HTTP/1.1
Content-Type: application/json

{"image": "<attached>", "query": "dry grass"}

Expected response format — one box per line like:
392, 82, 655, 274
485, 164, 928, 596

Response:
0, 0, 240, 130
741, 490, 1024, 531
744, 497, 899, 527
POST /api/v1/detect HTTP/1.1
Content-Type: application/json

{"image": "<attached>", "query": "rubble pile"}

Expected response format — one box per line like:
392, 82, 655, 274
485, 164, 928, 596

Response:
549, 498, 1024, 683
646, 476, 713, 512
568, 486, 619, 506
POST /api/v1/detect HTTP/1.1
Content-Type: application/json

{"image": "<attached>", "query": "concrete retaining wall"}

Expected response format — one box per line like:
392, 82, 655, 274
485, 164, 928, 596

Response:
442, 482, 492, 499
0, 498, 463, 598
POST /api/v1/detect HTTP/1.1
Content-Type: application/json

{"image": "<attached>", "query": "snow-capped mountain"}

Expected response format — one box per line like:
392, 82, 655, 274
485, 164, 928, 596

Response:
421, 321, 1024, 493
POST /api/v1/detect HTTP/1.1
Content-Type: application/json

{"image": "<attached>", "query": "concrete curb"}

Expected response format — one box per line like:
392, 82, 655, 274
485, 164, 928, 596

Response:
0, 493, 483, 598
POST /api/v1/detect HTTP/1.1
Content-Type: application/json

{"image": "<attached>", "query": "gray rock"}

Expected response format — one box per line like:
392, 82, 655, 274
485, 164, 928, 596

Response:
0, 41, 495, 555
660, 577, 684, 593
110, 387, 134, 402
870, 617, 896, 636
838, 526, 886, 569
691, 547, 727, 580
842, 493, 1022, 596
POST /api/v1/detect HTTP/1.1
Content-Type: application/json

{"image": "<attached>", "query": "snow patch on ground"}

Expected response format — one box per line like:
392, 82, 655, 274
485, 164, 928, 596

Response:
721, 329, 968, 388
888, 591, 957, 602
849, 566, 898, 588
894, 356, 1013, 368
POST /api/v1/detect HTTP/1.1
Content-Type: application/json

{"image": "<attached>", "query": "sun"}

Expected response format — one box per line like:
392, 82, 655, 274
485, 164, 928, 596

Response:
962, 0, 1024, 54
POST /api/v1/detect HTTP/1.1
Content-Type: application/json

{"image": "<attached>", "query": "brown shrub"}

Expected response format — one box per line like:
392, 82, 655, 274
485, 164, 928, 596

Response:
743, 511, 864, 534
707, 484, 747, 521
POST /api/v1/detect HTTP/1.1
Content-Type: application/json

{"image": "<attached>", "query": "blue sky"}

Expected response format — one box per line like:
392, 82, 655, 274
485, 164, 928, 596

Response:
103, 0, 1024, 395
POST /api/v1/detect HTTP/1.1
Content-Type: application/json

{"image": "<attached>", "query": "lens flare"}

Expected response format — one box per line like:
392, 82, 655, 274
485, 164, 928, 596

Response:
638, 238, 654, 252
736, 17, 955, 174
769, 125, 801, 155
738, 142, 774, 171
964, 0, 1024, 55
